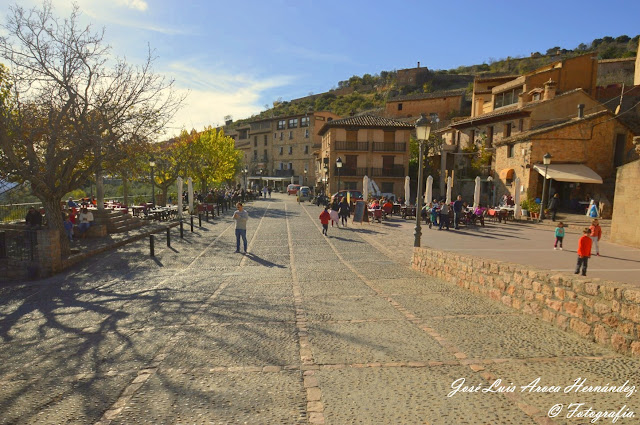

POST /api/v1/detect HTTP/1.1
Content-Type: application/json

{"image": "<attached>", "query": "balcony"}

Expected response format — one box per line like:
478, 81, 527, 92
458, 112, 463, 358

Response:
274, 169, 295, 177
370, 165, 405, 177
372, 142, 407, 152
334, 141, 369, 151
335, 166, 368, 177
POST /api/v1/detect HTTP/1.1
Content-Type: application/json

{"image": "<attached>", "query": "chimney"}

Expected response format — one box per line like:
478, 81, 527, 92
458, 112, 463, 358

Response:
417, 61, 420, 68
543, 79, 557, 100
577, 104, 585, 119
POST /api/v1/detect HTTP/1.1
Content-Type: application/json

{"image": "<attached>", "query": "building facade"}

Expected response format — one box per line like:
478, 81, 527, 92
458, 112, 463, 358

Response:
317, 115, 414, 198
384, 89, 466, 120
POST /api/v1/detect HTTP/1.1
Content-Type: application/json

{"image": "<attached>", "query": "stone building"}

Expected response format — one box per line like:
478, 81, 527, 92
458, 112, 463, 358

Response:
610, 137, 640, 247
317, 115, 414, 198
384, 89, 466, 120
232, 111, 340, 190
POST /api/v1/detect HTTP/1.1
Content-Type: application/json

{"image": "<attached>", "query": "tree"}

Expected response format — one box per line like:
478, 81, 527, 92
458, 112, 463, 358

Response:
0, 2, 183, 255
186, 127, 241, 193
148, 135, 191, 205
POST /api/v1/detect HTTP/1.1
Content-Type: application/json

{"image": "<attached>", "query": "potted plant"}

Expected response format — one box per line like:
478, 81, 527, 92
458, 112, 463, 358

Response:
520, 199, 530, 217
528, 198, 540, 219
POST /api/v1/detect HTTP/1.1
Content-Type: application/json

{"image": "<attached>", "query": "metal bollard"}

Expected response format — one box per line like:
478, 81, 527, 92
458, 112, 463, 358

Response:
198, 214, 202, 227
190, 216, 194, 232
166, 227, 170, 247
180, 220, 184, 238
150, 234, 155, 256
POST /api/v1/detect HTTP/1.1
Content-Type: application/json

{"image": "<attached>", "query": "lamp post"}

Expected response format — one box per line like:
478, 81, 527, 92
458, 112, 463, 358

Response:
414, 114, 432, 247
539, 152, 552, 221
304, 168, 308, 185
487, 176, 495, 207
336, 157, 343, 194
323, 165, 329, 196
149, 157, 156, 206
242, 167, 248, 190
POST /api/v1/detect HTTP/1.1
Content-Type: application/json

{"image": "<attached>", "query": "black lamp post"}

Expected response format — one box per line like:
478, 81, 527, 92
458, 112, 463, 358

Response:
304, 168, 308, 184
149, 157, 156, 206
539, 152, 552, 221
323, 164, 329, 196
414, 114, 431, 248
336, 157, 343, 193
242, 167, 248, 189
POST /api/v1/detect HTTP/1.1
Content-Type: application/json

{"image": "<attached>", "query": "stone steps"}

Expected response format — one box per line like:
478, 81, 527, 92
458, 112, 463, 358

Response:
94, 210, 147, 234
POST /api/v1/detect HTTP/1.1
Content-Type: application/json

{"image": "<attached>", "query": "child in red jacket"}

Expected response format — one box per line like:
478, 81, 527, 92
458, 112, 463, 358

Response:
575, 227, 593, 276
319, 208, 331, 236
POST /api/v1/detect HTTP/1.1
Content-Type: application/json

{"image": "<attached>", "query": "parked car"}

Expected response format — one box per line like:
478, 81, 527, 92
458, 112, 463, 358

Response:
331, 190, 363, 203
287, 184, 301, 195
297, 186, 311, 202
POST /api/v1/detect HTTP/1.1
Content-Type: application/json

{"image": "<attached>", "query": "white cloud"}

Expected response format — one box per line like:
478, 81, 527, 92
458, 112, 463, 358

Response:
115, 0, 148, 12
163, 63, 298, 135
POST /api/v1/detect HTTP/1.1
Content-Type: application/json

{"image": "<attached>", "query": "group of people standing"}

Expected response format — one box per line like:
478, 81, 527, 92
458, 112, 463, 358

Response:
319, 197, 351, 235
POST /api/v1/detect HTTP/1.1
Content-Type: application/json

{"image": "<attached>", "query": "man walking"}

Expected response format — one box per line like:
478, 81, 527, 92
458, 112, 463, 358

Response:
548, 193, 559, 221
453, 195, 464, 229
233, 203, 249, 253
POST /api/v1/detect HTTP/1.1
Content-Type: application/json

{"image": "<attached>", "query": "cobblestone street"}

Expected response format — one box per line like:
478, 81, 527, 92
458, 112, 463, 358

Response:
1, 194, 639, 424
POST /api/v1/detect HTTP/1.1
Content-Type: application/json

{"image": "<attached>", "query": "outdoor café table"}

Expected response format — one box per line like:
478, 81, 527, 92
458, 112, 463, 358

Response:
392, 203, 401, 214
401, 205, 416, 219
131, 206, 145, 217
148, 207, 168, 221
368, 208, 382, 223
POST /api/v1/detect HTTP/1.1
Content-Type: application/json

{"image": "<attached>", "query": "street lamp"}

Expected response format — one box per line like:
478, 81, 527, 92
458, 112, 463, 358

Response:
414, 114, 431, 248
336, 157, 343, 193
304, 168, 308, 184
323, 164, 329, 196
242, 167, 248, 190
539, 152, 552, 221
149, 157, 156, 206
487, 176, 495, 206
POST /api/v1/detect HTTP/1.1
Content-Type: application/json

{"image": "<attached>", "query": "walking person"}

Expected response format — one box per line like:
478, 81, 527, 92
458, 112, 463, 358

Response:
575, 228, 592, 276
453, 195, 463, 229
338, 197, 350, 227
548, 193, 560, 221
232, 202, 249, 253
262, 186, 268, 199
554, 221, 565, 250
429, 200, 439, 229
268, 187, 272, 198
319, 207, 331, 236
589, 219, 602, 256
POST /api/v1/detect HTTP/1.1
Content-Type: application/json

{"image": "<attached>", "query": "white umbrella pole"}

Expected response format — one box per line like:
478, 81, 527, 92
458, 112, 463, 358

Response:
177, 177, 183, 219
187, 177, 194, 215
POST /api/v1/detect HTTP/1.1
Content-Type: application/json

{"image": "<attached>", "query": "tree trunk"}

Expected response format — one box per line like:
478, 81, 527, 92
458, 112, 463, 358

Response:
96, 170, 105, 211
123, 177, 129, 206
161, 187, 169, 207
42, 197, 69, 257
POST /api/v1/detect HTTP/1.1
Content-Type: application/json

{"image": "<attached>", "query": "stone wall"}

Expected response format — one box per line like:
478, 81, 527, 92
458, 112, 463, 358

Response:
412, 247, 640, 357
610, 158, 640, 248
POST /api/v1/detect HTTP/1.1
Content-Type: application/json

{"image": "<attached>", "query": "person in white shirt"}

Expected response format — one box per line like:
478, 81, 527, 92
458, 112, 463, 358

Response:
77, 207, 94, 237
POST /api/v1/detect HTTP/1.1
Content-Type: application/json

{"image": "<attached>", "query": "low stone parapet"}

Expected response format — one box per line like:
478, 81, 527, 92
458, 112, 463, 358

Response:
412, 247, 640, 357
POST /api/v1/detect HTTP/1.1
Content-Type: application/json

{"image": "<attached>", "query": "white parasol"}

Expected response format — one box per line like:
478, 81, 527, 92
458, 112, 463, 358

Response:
473, 176, 481, 209
177, 177, 183, 219
363, 175, 369, 201
371, 179, 381, 197
187, 177, 194, 215
445, 176, 452, 204
424, 175, 433, 205
514, 177, 521, 219
404, 176, 411, 206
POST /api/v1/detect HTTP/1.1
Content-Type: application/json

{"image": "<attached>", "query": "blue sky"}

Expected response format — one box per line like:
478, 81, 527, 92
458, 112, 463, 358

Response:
3, 0, 640, 136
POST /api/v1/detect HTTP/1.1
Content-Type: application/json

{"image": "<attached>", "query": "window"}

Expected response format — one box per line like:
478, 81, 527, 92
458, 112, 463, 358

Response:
470, 130, 476, 145
274, 132, 277, 140
518, 119, 524, 132
304, 145, 309, 154
289, 131, 293, 139
397, 103, 403, 111
253, 150, 257, 159
279, 162, 284, 170
263, 149, 268, 161
614, 133, 626, 167
346, 130, 358, 142
280, 132, 283, 140
254, 136, 257, 147
288, 162, 293, 170
532, 93, 541, 101
288, 118, 298, 128
507, 145, 514, 158
301, 117, 310, 127
505, 123, 512, 138
264, 135, 268, 145
494, 87, 523, 108
279, 146, 283, 155
381, 182, 394, 194
305, 129, 309, 138
288, 146, 293, 154
277, 120, 286, 130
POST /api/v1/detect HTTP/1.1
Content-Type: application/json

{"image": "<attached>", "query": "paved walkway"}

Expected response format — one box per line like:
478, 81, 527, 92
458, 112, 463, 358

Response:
353, 209, 640, 287
0, 194, 639, 424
